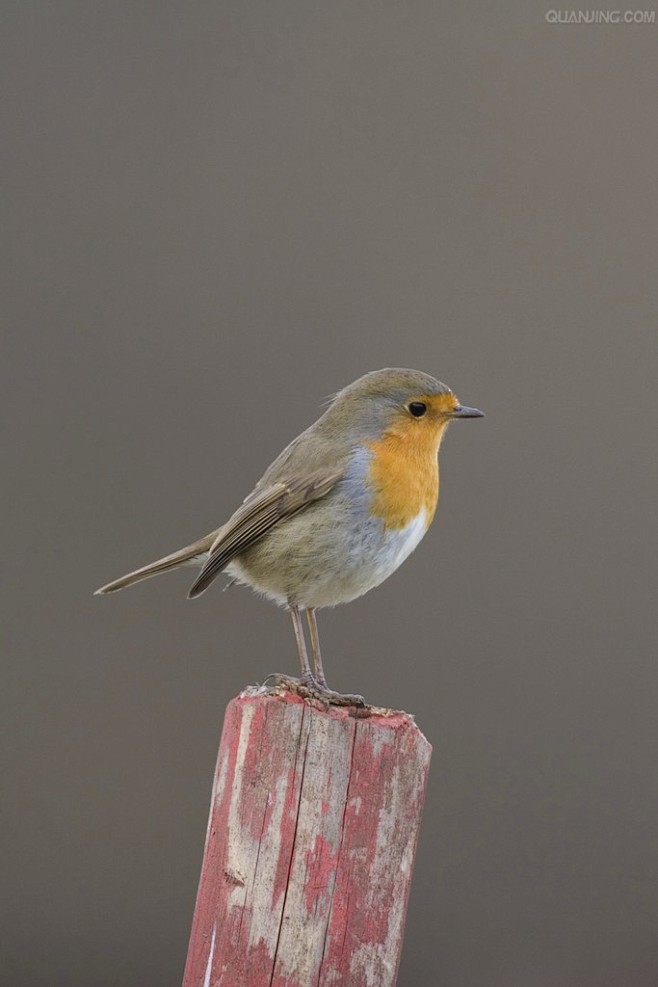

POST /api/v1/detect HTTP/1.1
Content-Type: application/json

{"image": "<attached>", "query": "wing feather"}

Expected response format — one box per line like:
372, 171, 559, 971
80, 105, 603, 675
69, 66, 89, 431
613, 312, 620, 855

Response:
187, 468, 343, 598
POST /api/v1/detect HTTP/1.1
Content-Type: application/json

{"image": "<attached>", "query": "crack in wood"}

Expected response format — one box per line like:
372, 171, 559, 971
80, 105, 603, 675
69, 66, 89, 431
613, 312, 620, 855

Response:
269, 703, 310, 985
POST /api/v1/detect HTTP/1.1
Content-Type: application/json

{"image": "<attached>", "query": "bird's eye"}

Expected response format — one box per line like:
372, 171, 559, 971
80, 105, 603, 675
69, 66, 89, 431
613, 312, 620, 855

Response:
408, 402, 427, 418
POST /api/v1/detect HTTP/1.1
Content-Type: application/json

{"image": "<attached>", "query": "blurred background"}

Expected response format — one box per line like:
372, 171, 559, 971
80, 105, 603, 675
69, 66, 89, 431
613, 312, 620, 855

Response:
3, 3, 657, 985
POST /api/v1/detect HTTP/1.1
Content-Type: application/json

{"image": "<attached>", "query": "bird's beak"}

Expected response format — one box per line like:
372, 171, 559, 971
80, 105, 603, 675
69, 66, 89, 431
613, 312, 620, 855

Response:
451, 405, 485, 419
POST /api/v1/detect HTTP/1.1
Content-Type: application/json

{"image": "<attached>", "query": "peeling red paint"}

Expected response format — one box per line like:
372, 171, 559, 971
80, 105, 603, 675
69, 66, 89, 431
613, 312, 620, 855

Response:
269, 763, 303, 913
302, 833, 339, 914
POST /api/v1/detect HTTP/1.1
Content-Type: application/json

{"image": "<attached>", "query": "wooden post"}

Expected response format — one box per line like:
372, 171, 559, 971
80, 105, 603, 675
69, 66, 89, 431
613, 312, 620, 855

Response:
182, 685, 432, 987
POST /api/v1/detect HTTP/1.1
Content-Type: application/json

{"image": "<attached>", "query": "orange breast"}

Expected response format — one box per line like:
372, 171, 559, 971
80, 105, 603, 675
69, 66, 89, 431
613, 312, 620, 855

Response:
366, 422, 443, 531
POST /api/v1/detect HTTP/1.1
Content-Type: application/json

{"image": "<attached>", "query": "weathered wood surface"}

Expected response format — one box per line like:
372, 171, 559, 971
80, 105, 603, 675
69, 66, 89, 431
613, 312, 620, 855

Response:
182, 686, 432, 987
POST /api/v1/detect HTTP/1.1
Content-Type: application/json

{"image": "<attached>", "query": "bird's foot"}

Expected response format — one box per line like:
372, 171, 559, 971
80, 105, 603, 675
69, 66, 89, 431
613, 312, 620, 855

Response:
310, 685, 367, 708
263, 673, 366, 709
310, 673, 366, 707
263, 672, 302, 694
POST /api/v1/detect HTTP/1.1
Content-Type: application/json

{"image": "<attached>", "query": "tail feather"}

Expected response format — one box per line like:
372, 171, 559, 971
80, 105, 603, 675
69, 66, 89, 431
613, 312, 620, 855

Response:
94, 531, 217, 595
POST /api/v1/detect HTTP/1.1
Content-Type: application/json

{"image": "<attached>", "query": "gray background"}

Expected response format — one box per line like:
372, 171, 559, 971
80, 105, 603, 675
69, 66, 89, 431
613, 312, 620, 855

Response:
3, 3, 657, 985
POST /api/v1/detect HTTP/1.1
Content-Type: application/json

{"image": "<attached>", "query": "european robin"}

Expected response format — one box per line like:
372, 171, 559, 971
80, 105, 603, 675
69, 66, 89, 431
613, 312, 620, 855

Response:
96, 368, 483, 705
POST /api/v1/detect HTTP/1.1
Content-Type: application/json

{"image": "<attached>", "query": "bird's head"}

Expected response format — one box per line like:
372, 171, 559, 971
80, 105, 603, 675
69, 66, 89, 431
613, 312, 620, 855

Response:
322, 368, 484, 450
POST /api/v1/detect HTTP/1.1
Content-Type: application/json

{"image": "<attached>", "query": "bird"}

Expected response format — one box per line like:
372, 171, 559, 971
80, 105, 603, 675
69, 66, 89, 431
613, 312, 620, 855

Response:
96, 368, 483, 706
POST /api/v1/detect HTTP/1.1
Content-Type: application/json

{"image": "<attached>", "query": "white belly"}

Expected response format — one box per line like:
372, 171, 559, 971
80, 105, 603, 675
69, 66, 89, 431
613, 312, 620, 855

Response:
372, 510, 428, 577
294, 508, 430, 609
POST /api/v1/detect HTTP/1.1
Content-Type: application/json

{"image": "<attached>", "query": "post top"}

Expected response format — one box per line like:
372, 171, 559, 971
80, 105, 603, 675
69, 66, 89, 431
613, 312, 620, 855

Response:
237, 682, 430, 745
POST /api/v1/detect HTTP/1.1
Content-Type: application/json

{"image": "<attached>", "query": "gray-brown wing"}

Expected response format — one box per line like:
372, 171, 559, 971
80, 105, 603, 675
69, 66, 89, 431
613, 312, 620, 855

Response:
187, 468, 343, 598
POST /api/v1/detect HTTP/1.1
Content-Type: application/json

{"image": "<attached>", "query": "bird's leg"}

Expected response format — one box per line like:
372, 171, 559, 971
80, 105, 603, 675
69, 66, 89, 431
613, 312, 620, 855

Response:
289, 603, 315, 688
305, 608, 330, 688
305, 608, 366, 708
266, 604, 366, 708
264, 604, 317, 695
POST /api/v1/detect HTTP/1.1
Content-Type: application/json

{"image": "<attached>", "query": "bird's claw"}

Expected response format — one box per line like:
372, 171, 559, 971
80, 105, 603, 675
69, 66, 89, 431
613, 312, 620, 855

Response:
263, 673, 367, 709
311, 686, 367, 708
